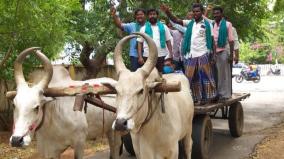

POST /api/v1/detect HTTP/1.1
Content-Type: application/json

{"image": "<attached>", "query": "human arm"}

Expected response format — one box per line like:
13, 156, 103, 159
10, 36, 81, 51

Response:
234, 49, 239, 64
166, 41, 173, 59
137, 27, 145, 64
204, 4, 213, 17
160, 4, 184, 26
212, 36, 216, 55
227, 22, 235, 63
232, 27, 240, 64
170, 20, 186, 33
110, 7, 124, 30
137, 42, 144, 65
165, 25, 173, 58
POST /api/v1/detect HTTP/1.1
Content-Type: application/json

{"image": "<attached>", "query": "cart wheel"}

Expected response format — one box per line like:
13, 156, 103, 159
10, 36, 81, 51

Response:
192, 114, 212, 159
229, 102, 244, 137
122, 133, 135, 156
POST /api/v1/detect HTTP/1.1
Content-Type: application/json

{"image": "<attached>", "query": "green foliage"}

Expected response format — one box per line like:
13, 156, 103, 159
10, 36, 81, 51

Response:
120, 0, 269, 40
0, 0, 80, 80
274, 0, 284, 14
240, 43, 267, 63
0, 0, 272, 79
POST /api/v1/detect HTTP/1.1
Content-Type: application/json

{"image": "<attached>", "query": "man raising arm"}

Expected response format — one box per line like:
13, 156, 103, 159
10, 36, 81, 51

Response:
110, 7, 146, 71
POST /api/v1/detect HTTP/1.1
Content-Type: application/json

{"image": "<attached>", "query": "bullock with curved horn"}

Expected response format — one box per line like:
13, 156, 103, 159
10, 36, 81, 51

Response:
10, 48, 122, 159
109, 32, 194, 159
14, 47, 53, 89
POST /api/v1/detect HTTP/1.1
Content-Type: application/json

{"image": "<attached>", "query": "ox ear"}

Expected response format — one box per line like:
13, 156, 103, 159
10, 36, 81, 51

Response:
41, 96, 55, 105
101, 81, 117, 91
38, 89, 55, 105
146, 82, 162, 89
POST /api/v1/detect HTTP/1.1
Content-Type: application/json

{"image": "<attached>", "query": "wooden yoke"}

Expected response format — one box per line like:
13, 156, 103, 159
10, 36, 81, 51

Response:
6, 81, 181, 99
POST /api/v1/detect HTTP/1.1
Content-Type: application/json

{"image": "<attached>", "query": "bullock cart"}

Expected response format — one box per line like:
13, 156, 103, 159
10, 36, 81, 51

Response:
192, 93, 250, 159
120, 92, 250, 159
7, 82, 250, 159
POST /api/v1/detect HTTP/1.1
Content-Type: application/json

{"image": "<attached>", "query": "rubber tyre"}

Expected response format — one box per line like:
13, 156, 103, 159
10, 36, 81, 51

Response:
235, 75, 244, 83
122, 133, 135, 156
253, 75, 261, 83
228, 102, 244, 137
192, 114, 212, 159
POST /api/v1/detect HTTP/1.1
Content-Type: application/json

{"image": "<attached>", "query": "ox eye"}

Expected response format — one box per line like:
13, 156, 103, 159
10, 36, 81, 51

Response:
138, 89, 144, 94
34, 105, 39, 113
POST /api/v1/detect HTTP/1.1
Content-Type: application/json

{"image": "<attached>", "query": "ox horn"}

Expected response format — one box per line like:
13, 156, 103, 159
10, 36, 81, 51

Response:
14, 47, 53, 90
114, 34, 137, 74
114, 32, 158, 76
134, 32, 158, 76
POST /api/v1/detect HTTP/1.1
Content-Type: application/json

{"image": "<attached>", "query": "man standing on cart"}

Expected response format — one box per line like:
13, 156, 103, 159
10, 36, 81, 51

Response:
161, 3, 217, 105
137, 9, 173, 73
212, 6, 235, 101
110, 7, 146, 71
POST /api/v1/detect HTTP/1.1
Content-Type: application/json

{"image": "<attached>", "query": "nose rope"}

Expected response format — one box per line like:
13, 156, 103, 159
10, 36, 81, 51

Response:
123, 88, 160, 132
125, 87, 150, 121
139, 89, 160, 129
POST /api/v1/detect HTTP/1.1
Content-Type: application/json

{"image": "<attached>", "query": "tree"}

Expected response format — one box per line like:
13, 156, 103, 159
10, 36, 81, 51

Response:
0, 0, 270, 80
0, 0, 79, 80
274, 0, 284, 14
71, 0, 269, 78
69, 0, 120, 79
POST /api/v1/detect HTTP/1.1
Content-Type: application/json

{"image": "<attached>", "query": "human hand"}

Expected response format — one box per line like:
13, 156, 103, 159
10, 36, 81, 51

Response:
110, 6, 116, 17
209, 54, 216, 64
138, 57, 145, 65
234, 56, 239, 64
228, 54, 233, 63
160, 4, 170, 13
207, 4, 213, 11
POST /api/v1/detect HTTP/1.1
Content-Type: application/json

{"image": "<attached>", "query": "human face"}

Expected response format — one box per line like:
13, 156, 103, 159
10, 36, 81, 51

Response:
192, 7, 203, 21
167, 22, 173, 29
148, 11, 158, 24
213, 10, 222, 22
186, 11, 193, 20
135, 11, 146, 24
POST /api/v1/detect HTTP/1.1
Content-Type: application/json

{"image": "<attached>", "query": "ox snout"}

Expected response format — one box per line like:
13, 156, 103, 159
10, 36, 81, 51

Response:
10, 136, 24, 147
113, 118, 128, 131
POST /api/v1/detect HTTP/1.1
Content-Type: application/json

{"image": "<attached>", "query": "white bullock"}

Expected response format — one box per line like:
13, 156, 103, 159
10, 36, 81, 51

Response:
109, 33, 194, 159
10, 47, 121, 159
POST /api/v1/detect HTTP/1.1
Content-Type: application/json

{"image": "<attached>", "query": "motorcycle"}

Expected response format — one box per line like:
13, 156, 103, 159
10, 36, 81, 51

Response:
235, 68, 260, 83
267, 67, 281, 76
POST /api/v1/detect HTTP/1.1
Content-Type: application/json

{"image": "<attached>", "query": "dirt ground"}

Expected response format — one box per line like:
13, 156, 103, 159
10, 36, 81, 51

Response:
248, 122, 284, 159
0, 131, 109, 159
2, 124, 284, 159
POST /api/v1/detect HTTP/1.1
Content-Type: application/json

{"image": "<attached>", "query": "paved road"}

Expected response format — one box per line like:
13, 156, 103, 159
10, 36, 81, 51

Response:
89, 76, 284, 159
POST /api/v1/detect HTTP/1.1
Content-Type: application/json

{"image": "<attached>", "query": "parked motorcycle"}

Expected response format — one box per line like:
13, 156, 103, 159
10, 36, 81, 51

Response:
267, 67, 281, 76
235, 68, 260, 83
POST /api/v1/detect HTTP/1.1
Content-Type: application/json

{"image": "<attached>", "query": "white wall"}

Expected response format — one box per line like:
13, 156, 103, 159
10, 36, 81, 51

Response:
258, 64, 284, 76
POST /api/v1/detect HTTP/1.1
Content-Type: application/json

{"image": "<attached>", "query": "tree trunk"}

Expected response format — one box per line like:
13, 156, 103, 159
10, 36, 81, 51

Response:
0, 47, 13, 69
79, 42, 115, 80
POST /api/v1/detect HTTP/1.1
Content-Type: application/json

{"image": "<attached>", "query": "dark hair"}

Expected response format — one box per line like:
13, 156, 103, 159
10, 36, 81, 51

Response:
134, 8, 146, 15
147, 8, 159, 15
213, 6, 223, 13
192, 3, 204, 12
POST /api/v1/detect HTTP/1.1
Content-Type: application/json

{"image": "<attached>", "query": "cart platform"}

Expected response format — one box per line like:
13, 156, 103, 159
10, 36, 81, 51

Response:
194, 93, 250, 114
